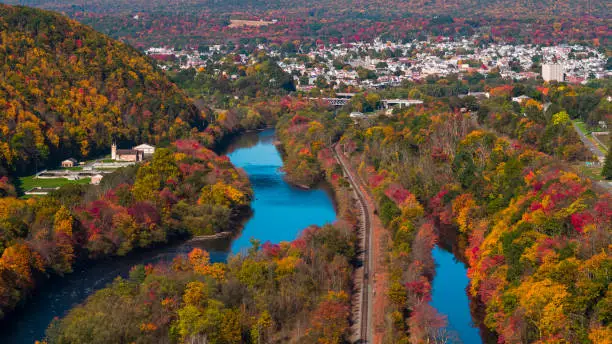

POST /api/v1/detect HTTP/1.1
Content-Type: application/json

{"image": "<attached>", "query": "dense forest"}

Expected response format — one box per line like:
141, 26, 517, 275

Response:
270, 86, 611, 342
0, 140, 251, 320
40, 101, 364, 343
0, 4, 260, 324
44, 223, 356, 344
0, 5, 201, 175
45, 82, 612, 342
0, 2, 610, 343
272, 89, 611, 342
168, 53, 295, 108
340, 108, 611, 342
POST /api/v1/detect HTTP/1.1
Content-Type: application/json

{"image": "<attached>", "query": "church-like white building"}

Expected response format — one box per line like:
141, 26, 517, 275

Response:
111, 143, 155, 162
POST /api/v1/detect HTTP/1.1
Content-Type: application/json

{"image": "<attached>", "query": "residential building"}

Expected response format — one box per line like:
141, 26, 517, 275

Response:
542, 63, 564, 82
512, 95, 531, 104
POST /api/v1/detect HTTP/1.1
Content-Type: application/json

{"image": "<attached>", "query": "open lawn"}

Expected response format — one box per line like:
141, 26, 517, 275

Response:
17, 176, 91, 195
574, 120, 590, 136
574, 163, 604, 182
228, 19, 274, 28
574, 120, 608, 135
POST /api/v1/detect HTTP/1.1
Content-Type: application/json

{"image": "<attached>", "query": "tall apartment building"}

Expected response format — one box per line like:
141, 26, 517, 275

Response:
542, 63, 564, 82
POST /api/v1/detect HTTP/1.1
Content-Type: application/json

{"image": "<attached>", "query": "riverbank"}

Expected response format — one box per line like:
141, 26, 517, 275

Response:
332, 138, 490, 344
333, 144, 384, 343
224, 128, 337, 254
2, 129, 317, 343
26, 128, 347, 344
0, 142, 252, 327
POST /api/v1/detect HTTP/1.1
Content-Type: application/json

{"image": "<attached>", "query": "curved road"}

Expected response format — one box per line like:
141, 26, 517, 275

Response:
571, 122, 612, 193
572, 122, 605, 162
333, 144, 373, 343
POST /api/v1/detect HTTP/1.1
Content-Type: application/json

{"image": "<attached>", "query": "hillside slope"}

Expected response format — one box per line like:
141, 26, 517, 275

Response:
8, 0, 610, 17
0, 5, 202, 175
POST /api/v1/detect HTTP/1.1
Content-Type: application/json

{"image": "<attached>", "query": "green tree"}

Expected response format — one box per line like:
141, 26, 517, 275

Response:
250, 311, 272, 344
176, 300, 224, 343
602, 141, 612, 180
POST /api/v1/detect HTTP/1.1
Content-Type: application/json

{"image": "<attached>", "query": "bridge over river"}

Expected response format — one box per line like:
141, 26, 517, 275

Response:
307, 95, 423, 108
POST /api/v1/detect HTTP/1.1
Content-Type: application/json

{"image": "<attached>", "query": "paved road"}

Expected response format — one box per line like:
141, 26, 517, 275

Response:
333, 144, 372, 344
572, 122, 605, 162
570, 123, 612, 193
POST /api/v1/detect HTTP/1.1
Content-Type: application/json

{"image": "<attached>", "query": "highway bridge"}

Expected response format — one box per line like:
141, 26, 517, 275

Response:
307, 95, 423, 108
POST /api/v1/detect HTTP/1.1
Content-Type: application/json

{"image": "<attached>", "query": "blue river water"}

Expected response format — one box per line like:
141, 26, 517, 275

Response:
0, 129, 483, 343
430, 246, 483, 344
227, 129, 337, 254
0, 128, 337, 343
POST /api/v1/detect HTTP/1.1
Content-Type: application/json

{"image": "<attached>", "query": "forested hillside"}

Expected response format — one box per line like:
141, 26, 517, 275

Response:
6, 0, 610, 48
44, 224, 356, 344
0, 141, 251, 320
0, 5, 201, 175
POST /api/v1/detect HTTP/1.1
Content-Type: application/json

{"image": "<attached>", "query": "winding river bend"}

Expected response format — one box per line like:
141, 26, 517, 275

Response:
0, 128, 485, 343
0, 128, 336, 343
431, 246, 483, 344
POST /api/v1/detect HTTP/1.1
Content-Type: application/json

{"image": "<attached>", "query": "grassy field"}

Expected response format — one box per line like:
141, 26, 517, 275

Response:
574, 120, 590, 135
17, 176, 91, 194
574, 163, 604, 181
574, 120, 608, 135
228, 19, 274, 28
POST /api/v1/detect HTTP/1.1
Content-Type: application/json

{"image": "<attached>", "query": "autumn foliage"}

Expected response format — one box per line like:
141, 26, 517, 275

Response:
0, 5, 201, 175
0, 143, 250, 320
45, 224, 356, 343
340, 103, 610, 343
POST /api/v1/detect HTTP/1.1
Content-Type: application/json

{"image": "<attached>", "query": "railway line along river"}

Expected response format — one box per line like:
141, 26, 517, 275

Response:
0, 128, 337, 343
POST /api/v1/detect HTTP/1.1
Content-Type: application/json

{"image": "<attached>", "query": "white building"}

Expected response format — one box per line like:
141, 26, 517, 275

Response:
133, 143, 156, 157
542, 63, 564, 82
512, 95, 531, 104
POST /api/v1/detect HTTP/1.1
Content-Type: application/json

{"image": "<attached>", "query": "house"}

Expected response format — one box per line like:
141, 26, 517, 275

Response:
512, 95, 531, 104
133, 143, 156, 157
459, 91, 490, 100
91, 174, 104, 185
61, 158, 78, 168
111, 143, 143, 162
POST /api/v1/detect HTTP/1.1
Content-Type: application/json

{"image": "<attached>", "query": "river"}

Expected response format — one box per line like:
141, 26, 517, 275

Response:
430, 246, 483, 344
430, 222, 491, 344
0, 128, 337, 343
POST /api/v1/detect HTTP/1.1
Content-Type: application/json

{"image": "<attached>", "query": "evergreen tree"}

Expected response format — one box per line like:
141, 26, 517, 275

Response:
602, 140, 612, 180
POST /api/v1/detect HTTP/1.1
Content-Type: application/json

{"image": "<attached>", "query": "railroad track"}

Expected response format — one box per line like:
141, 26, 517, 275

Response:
333, 144, 372, 343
